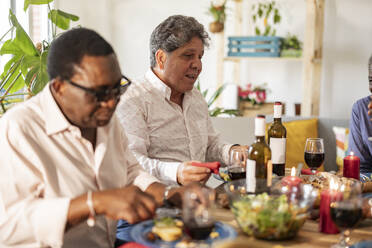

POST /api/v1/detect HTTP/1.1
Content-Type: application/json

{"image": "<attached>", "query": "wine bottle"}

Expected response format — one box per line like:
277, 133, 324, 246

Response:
268, 102, 287, 176
247, 115, 272, 190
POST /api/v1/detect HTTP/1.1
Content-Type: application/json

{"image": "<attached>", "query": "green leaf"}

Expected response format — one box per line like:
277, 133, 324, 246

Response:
207, 84, 226, 108
24, 0, 54, 11
0, 39, 23, 56
0, 56, 25, 93
255, 27, 261, 35
264, 26, 271, 36
258, 7, 263, 18
48, 9, 79, 30
252, 15, 256, 22
8, 10, 39, 56
29, 50, 49, 94
274, 13, 281, 24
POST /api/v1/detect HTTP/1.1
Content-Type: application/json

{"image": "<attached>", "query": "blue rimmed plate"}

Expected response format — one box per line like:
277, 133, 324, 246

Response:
130, 220, 237, 248
350, 241, 372, 248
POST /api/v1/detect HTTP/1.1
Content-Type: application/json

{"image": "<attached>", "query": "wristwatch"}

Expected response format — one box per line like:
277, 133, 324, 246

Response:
163, 185, 178, 207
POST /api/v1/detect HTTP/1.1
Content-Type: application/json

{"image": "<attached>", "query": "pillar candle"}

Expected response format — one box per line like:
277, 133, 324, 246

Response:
343, 151, 360, 180
319, 184, 342, 234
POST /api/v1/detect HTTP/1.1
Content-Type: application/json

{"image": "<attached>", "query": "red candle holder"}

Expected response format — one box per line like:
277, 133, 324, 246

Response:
343, 152, 360, 180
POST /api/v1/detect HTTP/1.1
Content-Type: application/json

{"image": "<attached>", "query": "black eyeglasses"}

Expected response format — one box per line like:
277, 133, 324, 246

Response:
64, 75, 132, 103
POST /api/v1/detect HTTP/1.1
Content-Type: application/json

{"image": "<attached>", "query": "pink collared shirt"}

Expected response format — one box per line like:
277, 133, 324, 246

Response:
116, 69, 231, 185
0, 85, 158, 247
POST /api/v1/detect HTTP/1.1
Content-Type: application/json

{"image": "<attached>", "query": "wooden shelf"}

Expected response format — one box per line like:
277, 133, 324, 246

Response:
224, 57, 303, 62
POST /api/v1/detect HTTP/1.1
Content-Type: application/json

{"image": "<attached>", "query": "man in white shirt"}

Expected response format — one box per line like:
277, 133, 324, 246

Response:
0, 28, 194, 248
117, 15, 247, 186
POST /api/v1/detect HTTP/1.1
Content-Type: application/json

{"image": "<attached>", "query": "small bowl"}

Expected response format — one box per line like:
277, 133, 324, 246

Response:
227, 180, 317, 240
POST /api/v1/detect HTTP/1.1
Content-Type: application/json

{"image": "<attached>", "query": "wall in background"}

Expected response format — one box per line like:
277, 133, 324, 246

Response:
55, 0, 372, 118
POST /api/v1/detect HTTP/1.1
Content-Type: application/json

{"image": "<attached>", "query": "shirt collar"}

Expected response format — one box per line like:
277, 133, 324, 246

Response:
145, 69, 172, 101
42, 84, 73, 135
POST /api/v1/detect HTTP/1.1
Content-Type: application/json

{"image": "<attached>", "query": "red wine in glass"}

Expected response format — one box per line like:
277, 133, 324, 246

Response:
184, 221, 214, 240
304, 138, 324, 174
330, 202, 363, 229
304, 152, 325, 170
228, 167, 246, 180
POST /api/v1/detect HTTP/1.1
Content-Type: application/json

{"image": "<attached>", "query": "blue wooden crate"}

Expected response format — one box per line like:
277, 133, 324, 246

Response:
227, 36, 281, 57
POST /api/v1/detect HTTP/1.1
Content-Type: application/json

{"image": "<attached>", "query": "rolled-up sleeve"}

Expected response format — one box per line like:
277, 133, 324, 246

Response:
0, 120, 70, 247
117, 98, 180, 184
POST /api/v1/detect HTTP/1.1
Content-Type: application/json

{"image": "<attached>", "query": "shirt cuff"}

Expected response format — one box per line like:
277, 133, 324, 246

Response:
222, 144, 236, 166
133, 170, 160, 191
158, 162, 181, 184
31, 197, 70, 247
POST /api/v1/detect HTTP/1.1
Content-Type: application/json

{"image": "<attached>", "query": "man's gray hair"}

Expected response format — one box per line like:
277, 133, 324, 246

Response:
149, 15, 210, 68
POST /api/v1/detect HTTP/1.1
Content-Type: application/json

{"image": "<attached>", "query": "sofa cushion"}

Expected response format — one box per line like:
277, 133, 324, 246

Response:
332, 126, 349, 171
280, 118, 318, 169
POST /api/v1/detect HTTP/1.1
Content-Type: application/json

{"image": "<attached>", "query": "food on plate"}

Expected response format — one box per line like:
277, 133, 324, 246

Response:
151, 217, 183, 242
232, 193, 308, 240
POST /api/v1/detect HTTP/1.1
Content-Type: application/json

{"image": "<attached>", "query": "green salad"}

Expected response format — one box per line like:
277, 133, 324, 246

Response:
231, 193, 307, 240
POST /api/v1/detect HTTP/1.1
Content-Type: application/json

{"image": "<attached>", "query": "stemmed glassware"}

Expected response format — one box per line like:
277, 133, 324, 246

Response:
227, 149, 247, 180
182, 187, 215, 243
330, 179, 363, 248
304, 138, 325, 174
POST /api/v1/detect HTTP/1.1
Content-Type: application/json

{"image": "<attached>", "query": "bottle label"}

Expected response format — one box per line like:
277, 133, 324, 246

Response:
269, 138, 286, 164
246, 159, 256, 193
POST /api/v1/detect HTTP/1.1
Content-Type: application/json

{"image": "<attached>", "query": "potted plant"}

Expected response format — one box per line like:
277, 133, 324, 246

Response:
238, 83, 269, 111
280, 33, 302, 58
251, 1, 281, 36
208, 0, 226, 33
196, 81, 239, 117
0, 0, 79, 115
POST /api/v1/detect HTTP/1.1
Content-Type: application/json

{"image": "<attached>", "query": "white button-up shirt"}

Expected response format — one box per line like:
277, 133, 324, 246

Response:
0, 85, 158, 247
116, 69, 231, 185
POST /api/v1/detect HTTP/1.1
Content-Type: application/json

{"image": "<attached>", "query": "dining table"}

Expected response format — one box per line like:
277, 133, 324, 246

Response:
211, 207, 372, 248
209, 174, 372, 248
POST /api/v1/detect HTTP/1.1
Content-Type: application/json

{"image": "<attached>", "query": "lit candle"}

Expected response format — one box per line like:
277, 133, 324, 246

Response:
343, 151, 360, 180
282, 167, 302, 187
319, 178, 342, 234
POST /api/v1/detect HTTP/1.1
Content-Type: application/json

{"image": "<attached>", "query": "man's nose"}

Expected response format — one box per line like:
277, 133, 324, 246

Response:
99, 96, 119, 109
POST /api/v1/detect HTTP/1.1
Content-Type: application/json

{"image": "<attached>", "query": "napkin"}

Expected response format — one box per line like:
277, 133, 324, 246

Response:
191, 162, 221, 174
301, 168, 314, 175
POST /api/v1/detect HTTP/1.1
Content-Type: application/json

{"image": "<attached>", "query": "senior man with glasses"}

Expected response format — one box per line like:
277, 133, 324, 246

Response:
0, 27, 202, 247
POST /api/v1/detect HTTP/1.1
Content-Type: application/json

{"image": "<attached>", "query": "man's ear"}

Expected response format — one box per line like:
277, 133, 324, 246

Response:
50, 77, 65, 96
155, 49, 167, 70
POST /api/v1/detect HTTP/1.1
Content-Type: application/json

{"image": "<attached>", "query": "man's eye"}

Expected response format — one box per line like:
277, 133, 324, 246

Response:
184, 54, 193, 57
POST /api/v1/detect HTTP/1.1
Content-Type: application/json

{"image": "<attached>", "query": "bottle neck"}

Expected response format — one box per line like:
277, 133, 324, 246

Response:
273, 117, 282, 123
255, 136, 266, 143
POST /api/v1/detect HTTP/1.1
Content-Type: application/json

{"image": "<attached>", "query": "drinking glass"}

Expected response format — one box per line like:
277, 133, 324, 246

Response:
304, 138, 325, 174
227, 149, 247, 180
330, 179, 363, 248
182, 187, 215, 242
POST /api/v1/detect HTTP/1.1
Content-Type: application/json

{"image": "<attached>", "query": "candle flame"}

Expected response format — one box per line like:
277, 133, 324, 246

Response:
329, 178, 338, 191
291, 167, 296, 177
350, 151, 354, 156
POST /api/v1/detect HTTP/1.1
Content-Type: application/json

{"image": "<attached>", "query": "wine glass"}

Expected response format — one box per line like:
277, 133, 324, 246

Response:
182, 187, 215, 242
227, 149, 247, 180
304, 138, 325, 174
330, 179, 363, 248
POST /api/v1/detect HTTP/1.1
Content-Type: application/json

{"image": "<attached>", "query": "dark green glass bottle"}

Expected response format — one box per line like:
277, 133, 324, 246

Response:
247, 115, 272, 180
268, 102, 287, 176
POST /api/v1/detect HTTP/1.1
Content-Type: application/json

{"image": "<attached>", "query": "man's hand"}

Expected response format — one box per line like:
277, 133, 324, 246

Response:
166, 182, 215, 208
94, 185, 157, 224
177, 161, 211, 185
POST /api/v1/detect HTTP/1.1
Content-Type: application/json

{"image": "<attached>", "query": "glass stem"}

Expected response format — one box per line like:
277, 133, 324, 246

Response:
339, 229, 351, 247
